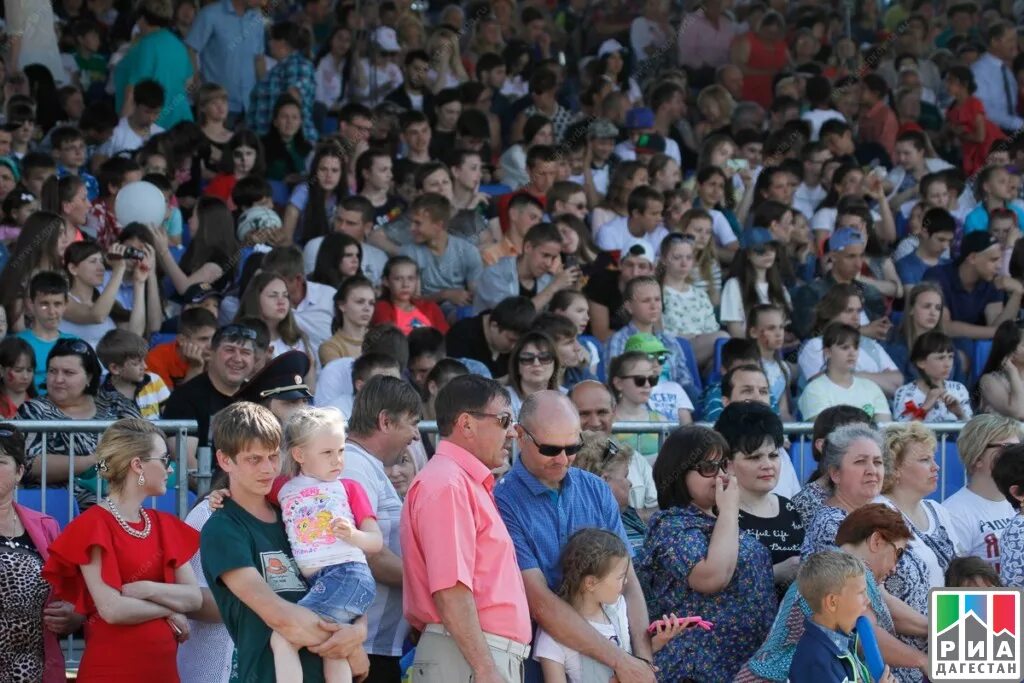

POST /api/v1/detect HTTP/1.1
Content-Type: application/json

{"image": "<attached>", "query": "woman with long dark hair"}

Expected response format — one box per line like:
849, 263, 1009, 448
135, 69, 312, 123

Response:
203, 130, 265, 210
282, 143, 347, 243
0, 211, 74, 330
310, 233, 362, 290
156, 196, 238, 296
314, 25, 356, 120
976, 320, 1024, 419
41, 175, 89, 239
719, 229, 791, 338
262, 95, 312, 184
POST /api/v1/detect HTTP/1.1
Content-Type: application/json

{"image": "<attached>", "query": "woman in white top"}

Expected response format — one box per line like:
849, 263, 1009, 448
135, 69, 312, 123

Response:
798, 322, 892, 422
719, 228, 791, 338
61, 242, 157, 350
314, 26, 355, 111
235, 272, 316, 386
658, 234, 727, 367
5, 0, 67, 84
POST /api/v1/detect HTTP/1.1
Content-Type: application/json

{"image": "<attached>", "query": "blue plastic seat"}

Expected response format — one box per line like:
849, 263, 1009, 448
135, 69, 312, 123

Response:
579, 334, 606, 382
972, 340, 993, 386
269, 180, 291, 207
708, 337, 729, 384
934, 441, 965, 503
146, 489, 197, 516
676, 337, 702, 393
16, 487, 79, 530
789, 438, 817, 482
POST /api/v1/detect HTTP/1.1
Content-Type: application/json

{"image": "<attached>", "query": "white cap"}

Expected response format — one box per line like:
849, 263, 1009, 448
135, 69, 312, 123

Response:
374, 26, 401, 52
236, 206, 282, 242
598, 39, 625, 58
621, 237, 655, 264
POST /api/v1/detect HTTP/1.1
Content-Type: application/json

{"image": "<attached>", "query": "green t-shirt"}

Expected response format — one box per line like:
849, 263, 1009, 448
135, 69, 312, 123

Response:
201, 498, 324, 683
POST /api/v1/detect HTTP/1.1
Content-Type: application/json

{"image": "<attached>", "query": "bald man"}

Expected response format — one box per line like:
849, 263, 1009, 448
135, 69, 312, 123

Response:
494, 391, 656, 683
570, 380, 658, 519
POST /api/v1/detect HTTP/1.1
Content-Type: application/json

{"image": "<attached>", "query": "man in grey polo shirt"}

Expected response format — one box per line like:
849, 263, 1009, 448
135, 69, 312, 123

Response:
342, 375, 423, 683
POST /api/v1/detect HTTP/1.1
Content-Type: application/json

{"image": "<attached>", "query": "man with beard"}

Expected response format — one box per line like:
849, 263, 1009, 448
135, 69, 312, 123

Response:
386, 50, 434, 114
162, 323, 257, 471
495, 391, 656, 683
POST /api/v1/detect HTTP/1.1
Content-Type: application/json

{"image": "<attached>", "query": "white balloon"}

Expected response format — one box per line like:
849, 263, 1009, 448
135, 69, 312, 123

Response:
114, 181, 166, 227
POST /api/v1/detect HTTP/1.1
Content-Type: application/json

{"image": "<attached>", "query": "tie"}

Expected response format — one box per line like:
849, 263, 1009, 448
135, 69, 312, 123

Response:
1002, 63, 1015, 117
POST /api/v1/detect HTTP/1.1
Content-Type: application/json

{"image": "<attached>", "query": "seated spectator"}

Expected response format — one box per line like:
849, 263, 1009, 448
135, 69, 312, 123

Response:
992, 444, 1024, 587
584, 240, 660, 344
474, 222, 576, 313
884, 130, 954, 208
549, 289, 602, 379
147, 307, 217, 390
976, 320, 1024, 419
445, 295, 536, 380
320, 276, 375, 365
281, 145, 347, 244
314, 324, 410, 410
479, 191, 545, 266
306, 196, 388, 287
370, 256, 448, 334
594, 185, 668, 258
532, 312, 595, 391
0, 336, 36, 417
574, 432, 648, 550
261, 95, 312, 184
506, 331, 560, 418
964, 165, 1024, 234
892, 331, 972, 422
17, 271, 78, 393
406, 326, 445, 394
96, 329, 171, 420
798, 323, 892, 422
895, 207, 955, 286
249, 22, 317, 142
944, 66, 1006, 176
87, 157, 142, 248
748, 304, 794, 421
797, 285, 902, 396
922, 230, 1022, 340
51, 126, 100, 202
356, 148, 406, 228
234, 272, 315, 385
944, 556, 1001, 588
701, 339, 779, 421
657, 233, 727, 368
97, 80, 166, 159
261, 246, 338, 354
307, 233, 361, 292
989, 208, 1018, 276
609, 350, 670, 462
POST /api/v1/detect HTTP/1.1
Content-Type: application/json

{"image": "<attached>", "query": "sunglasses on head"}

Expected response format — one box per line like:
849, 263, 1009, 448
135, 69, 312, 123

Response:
649, 352, 669, 365
694, 457, 727, 477
218, 324, 257, 341
519, 352, 554, 365
600, 439, 621, 465
57, 339, 92, 356
521, 425, 584, 457
623, 375, 659, 388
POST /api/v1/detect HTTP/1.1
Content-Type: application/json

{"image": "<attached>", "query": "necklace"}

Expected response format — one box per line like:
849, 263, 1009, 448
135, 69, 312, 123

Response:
104, 497, 151, 539
0, 506, 21, 548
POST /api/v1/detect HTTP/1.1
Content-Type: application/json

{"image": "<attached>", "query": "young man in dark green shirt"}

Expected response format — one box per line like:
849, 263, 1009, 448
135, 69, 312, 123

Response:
200, 402, 368, 683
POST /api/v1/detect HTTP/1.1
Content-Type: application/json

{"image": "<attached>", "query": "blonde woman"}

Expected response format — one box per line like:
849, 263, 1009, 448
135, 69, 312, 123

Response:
196, 83, 232, 179
42, 418, 201, 682
695, 85, 736, 142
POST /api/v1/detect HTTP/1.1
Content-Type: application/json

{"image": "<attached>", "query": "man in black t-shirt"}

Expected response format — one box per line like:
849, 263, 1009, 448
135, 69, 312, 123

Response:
445, 296, 537, 380
162, 323, 257, 471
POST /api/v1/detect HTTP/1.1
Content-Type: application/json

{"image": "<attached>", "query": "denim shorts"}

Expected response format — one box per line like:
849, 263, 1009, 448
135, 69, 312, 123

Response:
298, 561, 377, 624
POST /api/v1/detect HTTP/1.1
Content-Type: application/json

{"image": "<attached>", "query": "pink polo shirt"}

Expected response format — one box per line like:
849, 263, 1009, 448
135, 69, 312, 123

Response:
400, 440, 532, 645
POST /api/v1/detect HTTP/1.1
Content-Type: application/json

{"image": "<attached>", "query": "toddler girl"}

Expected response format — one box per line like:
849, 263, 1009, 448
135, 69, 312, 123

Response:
274, 407, 383, 683
892, 331, 972, 423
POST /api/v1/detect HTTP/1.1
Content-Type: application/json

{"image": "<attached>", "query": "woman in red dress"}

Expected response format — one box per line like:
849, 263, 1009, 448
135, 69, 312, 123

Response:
43, 418, 202, 682
731, 11, 792, 109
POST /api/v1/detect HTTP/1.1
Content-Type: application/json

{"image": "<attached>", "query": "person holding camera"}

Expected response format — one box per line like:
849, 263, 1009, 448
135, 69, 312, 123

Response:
60, 241, 160, 350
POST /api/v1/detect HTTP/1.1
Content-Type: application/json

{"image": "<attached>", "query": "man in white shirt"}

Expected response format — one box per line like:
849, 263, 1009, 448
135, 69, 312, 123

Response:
595, 186, 667, 257
96, 79, 165, 159
792, 142, 832, 219
971, 21, 1023, 133
630, 0, 671, 61
262, 246, 337, 352
304, 196, 388, 287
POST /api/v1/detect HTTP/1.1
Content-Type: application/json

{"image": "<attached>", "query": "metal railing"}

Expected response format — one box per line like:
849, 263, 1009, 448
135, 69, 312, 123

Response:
13, 420, 199, 520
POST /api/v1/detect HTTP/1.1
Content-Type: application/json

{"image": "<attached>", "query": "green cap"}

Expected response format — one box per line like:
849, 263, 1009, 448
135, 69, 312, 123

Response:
624, 333, 667, 355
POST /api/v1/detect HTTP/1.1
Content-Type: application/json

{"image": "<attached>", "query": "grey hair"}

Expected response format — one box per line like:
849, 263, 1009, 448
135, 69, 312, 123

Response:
797, 550, 866, 611
731, 101, 765, 125
821, 423, 885, 488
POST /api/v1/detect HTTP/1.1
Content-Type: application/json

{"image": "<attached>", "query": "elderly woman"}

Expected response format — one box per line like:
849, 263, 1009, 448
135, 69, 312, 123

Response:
736, 504, 930, 682
17, 340, 141, 503
943, 414, 1024, 570
43, 418, 201, 681
0, 424, 82, 682
574, 431, 647, 550
791, 406, 875, 524
880, 423, 960, 654
637, 425, 776, 682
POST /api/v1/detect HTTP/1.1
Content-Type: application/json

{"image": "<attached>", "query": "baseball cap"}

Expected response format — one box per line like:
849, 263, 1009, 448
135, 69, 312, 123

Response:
625, 333, 668, 355
237, 206, 283, 242
620, 238, 655, 265
374, 26, 400, 52
741, 227, 774, 250
957, 230, 1000, 264
827, 227, 865, 252
181, 282, 222, 305
588, 118, 619, 140
635, 133, 666, 156
625, 107, 655, 130
598, 39, 626, 58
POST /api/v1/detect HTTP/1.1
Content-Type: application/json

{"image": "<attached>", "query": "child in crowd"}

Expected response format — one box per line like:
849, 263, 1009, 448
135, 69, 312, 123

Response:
549, 289, 601, 379
534, 528, 689, 683
204, 130, 265, 210
680, 207, 723, 307
273, 407, 383, 683
659, 233, 725, 368
16, 271, 77, 393
945, 66, 1006, 176
965, 165, 1024, 234
892, 331, 972, 423
144, 173, 184, 247
799, 323, 891, 422
748, 304, 794, 421
532, 312, 595, 390
371, 255, 448, 334
895, 207, 955, 286
0, 336, 36, 417
96, 329, 171, 420
321, 276, 376, 364
0, 188, 38, 244
609, 349, 669, 463
992, 444, 1024, 588
944, 556, 1001, 588
52, 126, 100, 201
721, 228, 791, 338
790, 551, 888, 683
71, 19, 109, 99
988, 207, 1019, 276
146, 307, 218, 390
88, 156, 143, 248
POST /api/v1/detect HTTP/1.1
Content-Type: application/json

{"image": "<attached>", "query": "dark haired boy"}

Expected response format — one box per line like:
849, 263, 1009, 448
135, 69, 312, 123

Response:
96, 328, 170, 419
16, 271, 78, 393
72, 20, 109, 99
895, 207, 955, 285
98, 79, 166, 159
445, 295, 537, 380
147, 305, 218, 389
52, 126, 100, 200
21, 153, 57, 198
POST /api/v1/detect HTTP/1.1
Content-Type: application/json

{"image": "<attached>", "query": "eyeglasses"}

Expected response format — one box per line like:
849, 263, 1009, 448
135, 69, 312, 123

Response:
520, 425, 584, 457
519, 352, 555, 365
143, 453, 172, 469
888, 541, 906, 563
694, 458, 727, 477
986, 441, 1017, 451
217, 324, 258, 341
623, 375, 659, 388
467, 411, 513, 429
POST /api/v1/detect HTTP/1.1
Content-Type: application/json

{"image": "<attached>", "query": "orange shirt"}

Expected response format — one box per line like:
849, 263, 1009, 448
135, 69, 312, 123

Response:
146, 341, 190, 390
400, 440, 531, 644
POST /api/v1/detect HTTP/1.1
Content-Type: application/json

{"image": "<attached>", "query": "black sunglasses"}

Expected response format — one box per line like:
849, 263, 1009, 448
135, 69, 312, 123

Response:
520, 425, 584, 457
600, 439, 621, 464
648, 352, 669, 365
623, 375, 659, 388
694, 458, 727, 477
519, 352, 554, 365
56, 339, 92, 356
468, 411, 513, 429
217, 324, 258, 341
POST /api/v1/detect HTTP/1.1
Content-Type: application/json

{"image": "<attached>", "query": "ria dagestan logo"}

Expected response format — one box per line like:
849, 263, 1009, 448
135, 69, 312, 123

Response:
929, 589, 1023, 681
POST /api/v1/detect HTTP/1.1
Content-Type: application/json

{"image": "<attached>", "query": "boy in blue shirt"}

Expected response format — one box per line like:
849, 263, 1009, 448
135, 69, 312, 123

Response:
16, 271, 78, 393
790, 551, 892, 683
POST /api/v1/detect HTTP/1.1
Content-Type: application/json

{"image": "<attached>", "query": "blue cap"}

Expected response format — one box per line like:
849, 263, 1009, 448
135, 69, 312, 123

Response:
741, 227, 774, 250
828, 227, 865, 252
625, 107, 655, 129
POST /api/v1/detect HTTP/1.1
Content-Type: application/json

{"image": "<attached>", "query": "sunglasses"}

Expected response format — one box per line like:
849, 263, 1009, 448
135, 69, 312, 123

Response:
519, 352, 554, 365
217, 324, 258, 341
694, 458, 727, 477
648, 353, 669, 365
56, 339, 92, 356
520, 426, 584, 457
600, 439, 621, 465
623, 375, 659, 388
468, 411, 513, 429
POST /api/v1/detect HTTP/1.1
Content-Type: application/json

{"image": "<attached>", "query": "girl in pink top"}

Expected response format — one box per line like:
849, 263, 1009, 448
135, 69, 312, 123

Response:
370, 256, 449, 334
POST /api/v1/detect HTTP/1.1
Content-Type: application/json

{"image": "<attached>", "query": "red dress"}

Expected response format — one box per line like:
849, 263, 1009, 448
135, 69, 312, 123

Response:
947, 96, 1006, 176
42, 507, 199, 683
739, 32, 788, 109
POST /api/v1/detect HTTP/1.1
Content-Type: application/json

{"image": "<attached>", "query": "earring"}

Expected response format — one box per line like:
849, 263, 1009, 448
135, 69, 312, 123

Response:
138, 473, 145, 487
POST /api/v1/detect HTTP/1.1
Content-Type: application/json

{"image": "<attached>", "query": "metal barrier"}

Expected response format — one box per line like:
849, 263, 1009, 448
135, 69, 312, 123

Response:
416, 420, 968, 501
12, 419, 199, 520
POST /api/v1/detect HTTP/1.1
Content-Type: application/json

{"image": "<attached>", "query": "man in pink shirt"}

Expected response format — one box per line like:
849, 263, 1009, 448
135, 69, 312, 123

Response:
677, 0, 736, 87
400, 374, 531, 683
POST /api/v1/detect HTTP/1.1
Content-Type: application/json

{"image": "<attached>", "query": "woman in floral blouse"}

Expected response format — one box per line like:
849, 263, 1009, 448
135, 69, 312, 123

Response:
636, 425, 776, 682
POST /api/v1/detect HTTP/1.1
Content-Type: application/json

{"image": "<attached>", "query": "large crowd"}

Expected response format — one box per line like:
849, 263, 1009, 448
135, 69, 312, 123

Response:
2, 0, 1024, 681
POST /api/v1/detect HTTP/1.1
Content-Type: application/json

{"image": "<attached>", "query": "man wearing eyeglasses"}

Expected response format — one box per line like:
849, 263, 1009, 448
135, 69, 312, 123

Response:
162, 324, 256, 472
495, 391, 656, 683
401, 375, 531, 683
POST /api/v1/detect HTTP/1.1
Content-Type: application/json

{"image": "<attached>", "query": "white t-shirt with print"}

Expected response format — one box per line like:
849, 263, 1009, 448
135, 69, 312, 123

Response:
943, 487, 1015, 572
533, 595, 632, 683
797, 336, 898, 383
648, 379, 694, 421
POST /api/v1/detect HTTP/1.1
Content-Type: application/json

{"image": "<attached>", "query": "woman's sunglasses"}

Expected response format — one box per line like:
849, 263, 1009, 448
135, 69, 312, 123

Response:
694, 458, 727, 477
623, 375, 659, 388
519, 352, 554, 365
521, 426, 584, 457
